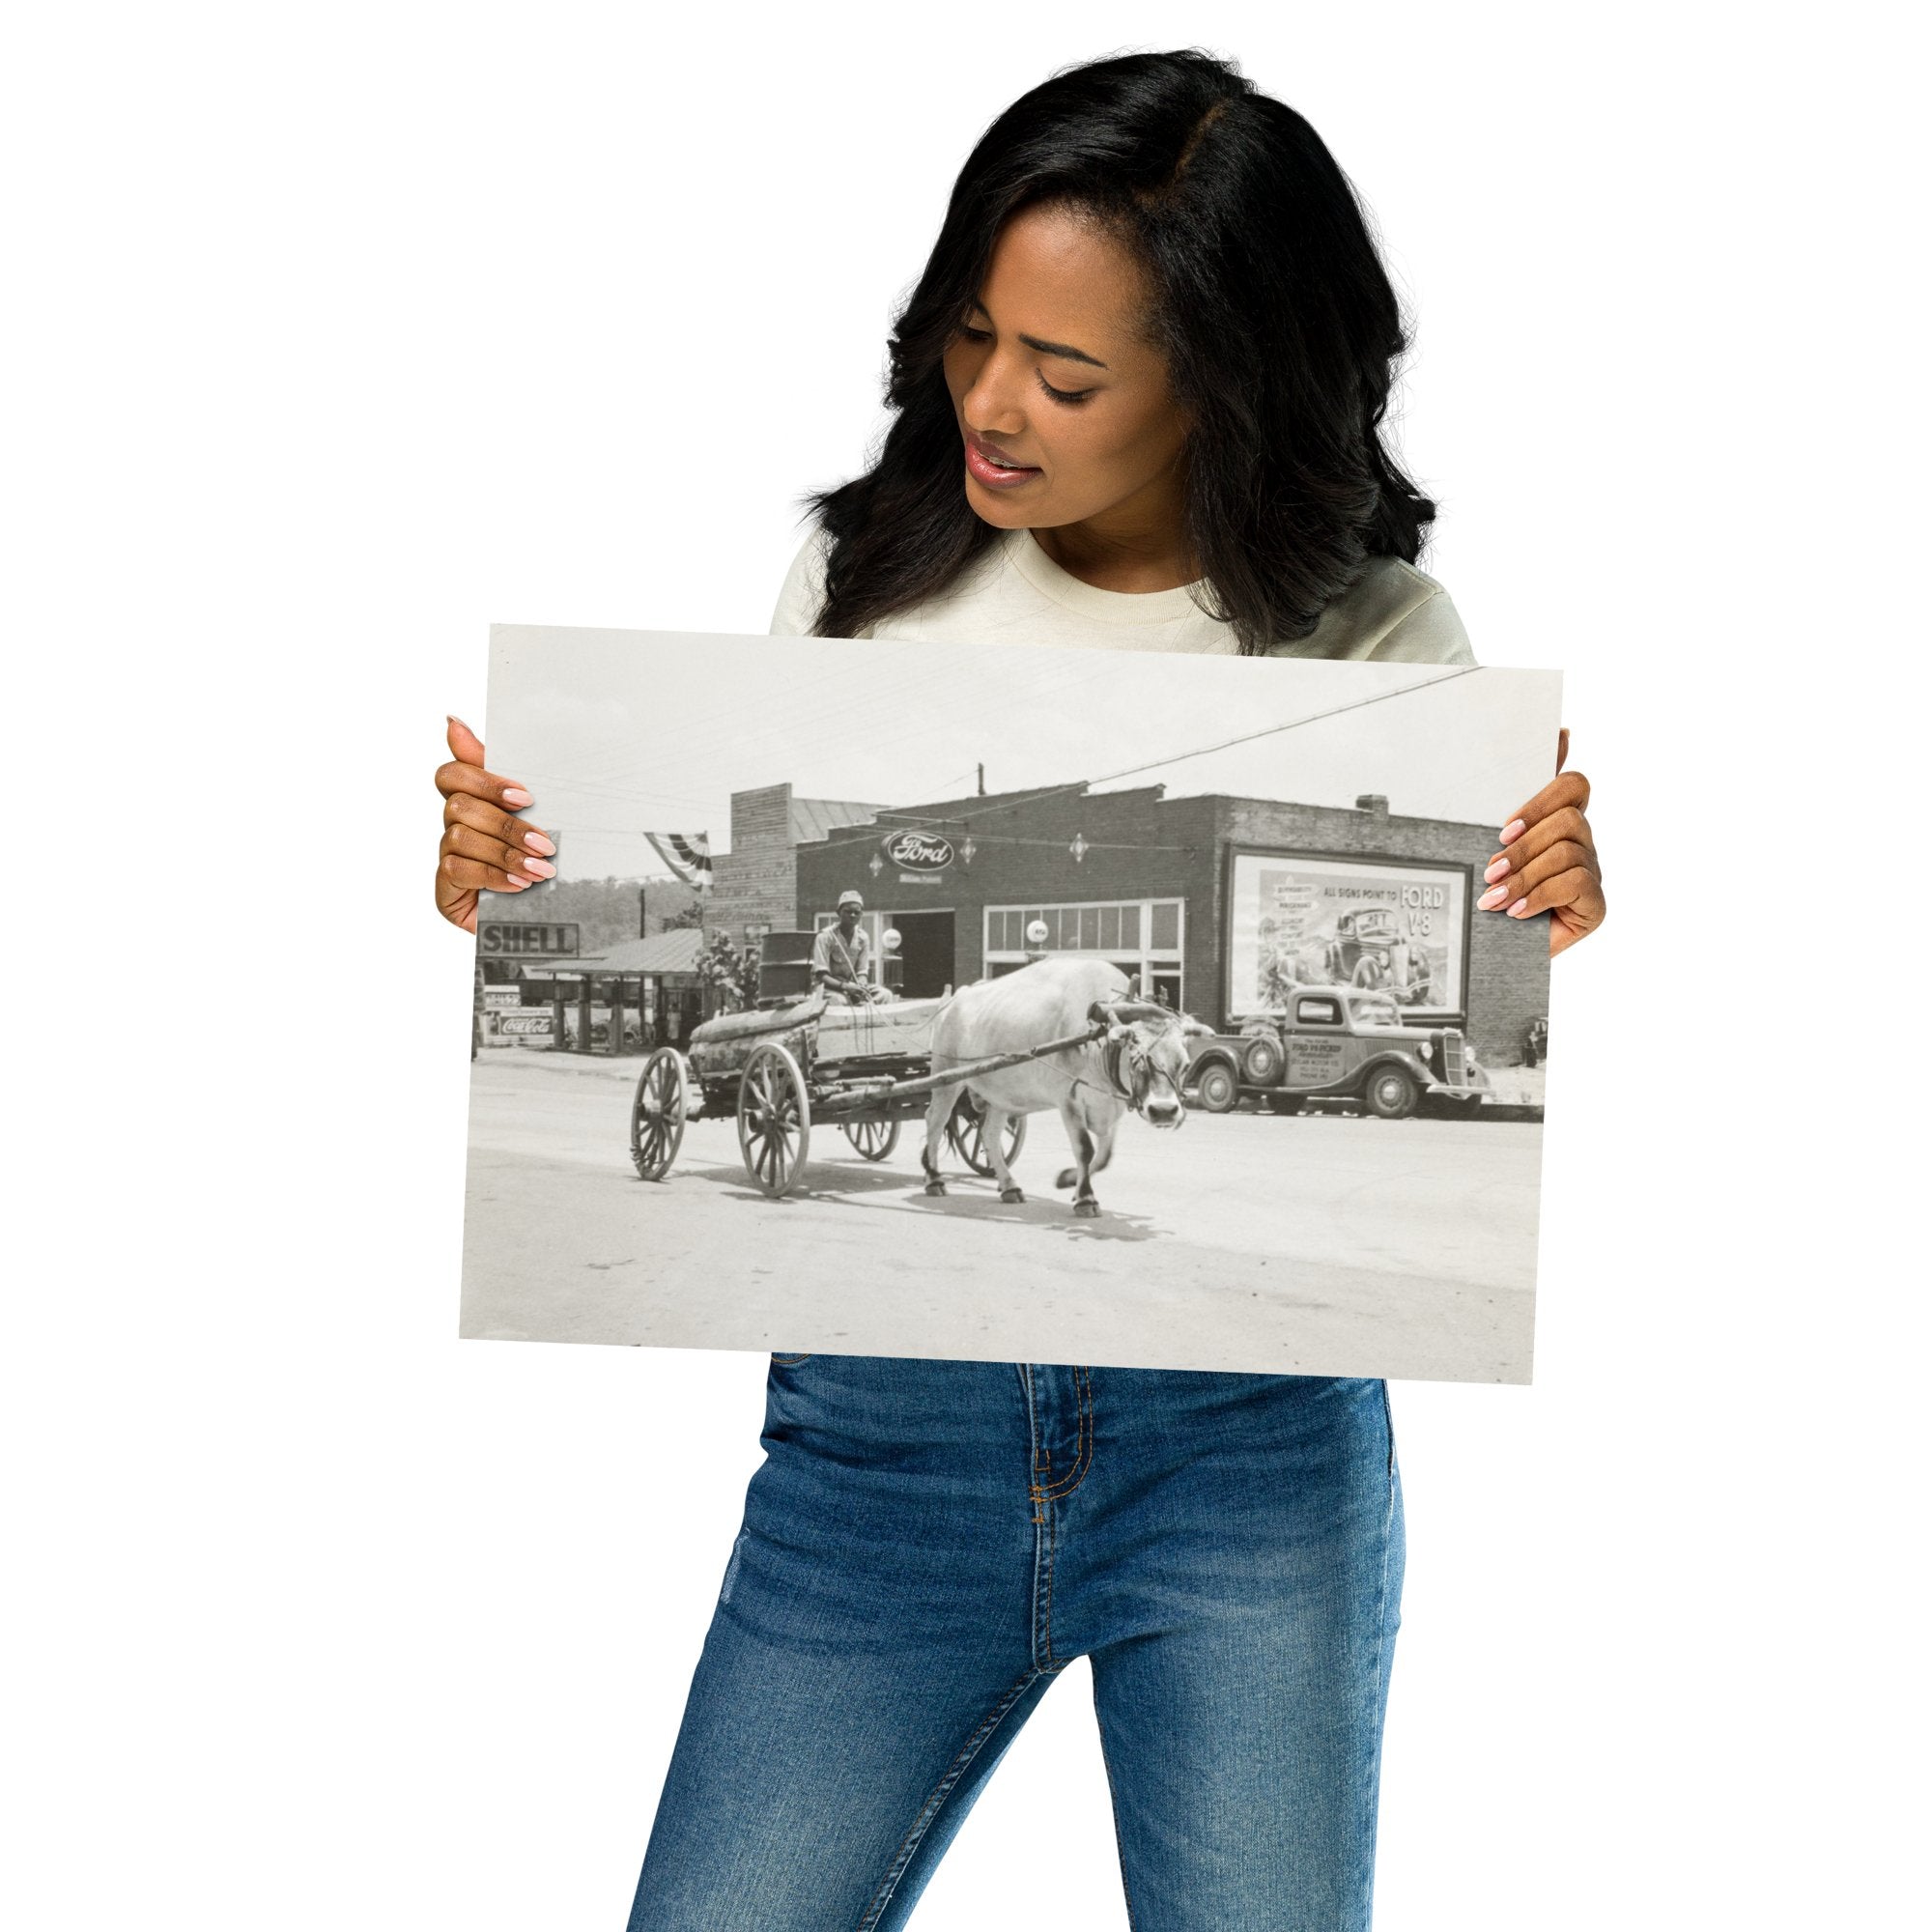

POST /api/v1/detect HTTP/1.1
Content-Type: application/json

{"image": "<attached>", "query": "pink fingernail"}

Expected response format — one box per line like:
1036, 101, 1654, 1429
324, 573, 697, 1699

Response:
1505, 897, 1528, 917
524, 831, 556, 856
1483, 856, 1511, 884
498, 875, 530, 891
447, 713, 475, 733
502, 786, 533, 808
521, 857, 556, 879
1478, 884, 1510, 910
1499, 818, 1525, 843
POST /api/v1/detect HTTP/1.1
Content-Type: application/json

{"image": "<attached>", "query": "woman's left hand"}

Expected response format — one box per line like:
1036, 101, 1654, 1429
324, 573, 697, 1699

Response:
1477, 728, 1605, 957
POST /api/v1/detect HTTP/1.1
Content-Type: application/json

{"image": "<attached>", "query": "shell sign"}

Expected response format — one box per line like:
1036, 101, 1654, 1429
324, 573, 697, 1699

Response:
880, 829, 955, 874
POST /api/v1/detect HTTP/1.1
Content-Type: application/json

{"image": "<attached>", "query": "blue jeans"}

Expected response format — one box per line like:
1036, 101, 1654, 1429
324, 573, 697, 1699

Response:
627, 1357, 1405, 1931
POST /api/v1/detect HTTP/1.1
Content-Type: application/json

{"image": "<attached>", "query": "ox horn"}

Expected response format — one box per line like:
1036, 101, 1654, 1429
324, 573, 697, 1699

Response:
1089, 999, 1181, 1028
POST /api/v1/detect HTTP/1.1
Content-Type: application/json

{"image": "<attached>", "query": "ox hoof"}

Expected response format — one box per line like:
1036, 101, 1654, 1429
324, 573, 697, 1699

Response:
1001, 1186, 1026, 1205
1073, 1199, 1100, 1219
923, 1179, 948, 1198
1055, 1167, 1077, 1190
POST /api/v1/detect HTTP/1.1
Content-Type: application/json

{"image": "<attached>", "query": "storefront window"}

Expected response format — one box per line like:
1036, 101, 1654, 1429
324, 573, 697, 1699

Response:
982, 898, 1185, 1006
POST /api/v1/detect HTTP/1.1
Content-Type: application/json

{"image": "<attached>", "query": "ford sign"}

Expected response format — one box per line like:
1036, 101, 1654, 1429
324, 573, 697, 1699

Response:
881, 829, 954, 873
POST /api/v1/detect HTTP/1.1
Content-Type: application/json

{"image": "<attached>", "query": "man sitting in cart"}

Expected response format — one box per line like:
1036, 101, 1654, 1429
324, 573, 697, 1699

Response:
811, 891, 883, 1006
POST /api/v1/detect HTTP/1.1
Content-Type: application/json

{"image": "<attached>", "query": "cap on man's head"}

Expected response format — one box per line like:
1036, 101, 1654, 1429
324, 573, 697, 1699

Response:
837, 890, 865, 910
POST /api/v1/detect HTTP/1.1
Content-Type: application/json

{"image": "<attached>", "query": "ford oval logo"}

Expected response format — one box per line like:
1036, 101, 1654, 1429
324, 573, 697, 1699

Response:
882, 829, 954, 872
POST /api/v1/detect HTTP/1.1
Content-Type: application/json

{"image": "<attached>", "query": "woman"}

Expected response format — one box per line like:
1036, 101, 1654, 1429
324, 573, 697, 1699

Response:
436, 50, 1604, 1930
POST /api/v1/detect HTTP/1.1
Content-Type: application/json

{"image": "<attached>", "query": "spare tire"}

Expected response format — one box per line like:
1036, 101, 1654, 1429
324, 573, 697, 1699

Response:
1241, 1036, 1284, 1086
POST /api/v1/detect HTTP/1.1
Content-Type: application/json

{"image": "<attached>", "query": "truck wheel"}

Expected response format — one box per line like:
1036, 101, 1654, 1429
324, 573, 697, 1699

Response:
1195, 1063, 1239, 1114
1240, 1037, 1284, 1086
1364, 1066, 1418, 1120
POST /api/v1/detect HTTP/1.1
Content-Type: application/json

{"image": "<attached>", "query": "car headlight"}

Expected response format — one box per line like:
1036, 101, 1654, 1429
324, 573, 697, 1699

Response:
1417, 1039, 1433, 1064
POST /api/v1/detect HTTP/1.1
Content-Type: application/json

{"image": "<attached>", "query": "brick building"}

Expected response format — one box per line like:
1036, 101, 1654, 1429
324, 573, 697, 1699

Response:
709, 782, 883, 943
762, 781, 1547, 1066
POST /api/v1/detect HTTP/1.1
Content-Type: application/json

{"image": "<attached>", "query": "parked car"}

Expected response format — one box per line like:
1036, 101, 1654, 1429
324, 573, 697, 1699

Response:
1185, 983, 1482, 1120
1523, 1015, 1549, 1066
1319, 905, 1440, 1005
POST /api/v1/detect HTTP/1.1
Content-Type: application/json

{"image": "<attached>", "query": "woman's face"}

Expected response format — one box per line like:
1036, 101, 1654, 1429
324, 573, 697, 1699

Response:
941, 203, 1189, 540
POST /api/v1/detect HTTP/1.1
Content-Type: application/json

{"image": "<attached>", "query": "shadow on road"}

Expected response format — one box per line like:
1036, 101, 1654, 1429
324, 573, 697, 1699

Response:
659, 1149, 1165, 1242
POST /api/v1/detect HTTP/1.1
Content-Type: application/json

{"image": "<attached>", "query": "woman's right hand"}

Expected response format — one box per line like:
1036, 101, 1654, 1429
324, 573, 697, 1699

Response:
434, 716, 555, 934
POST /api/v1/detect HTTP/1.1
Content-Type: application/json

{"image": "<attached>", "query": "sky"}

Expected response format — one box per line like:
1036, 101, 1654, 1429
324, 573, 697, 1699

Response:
486, 626, 1563, 884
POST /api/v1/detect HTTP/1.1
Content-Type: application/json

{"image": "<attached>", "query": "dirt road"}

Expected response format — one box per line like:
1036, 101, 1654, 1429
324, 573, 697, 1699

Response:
462, 1051, 1542, 1382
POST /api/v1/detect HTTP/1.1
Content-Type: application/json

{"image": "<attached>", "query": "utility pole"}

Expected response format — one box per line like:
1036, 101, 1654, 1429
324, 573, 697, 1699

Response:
977, 762, 985, 796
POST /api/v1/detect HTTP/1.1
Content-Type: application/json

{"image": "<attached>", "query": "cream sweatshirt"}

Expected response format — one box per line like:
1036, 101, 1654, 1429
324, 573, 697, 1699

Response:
768, 523, 1475, 665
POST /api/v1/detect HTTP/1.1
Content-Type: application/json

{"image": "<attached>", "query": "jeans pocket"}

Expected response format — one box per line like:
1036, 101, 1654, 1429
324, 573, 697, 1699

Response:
770, 1351, 811, 1368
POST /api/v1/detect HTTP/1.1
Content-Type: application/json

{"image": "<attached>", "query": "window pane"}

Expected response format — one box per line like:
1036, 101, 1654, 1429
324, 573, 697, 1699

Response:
1151, 971, 1182, 1009
1120, 904, 1141, 948
1060, 909, 1080, 948
1100, 905, 1121, 949
999, 911, 1017, 951
1080, 907, 1099, 948
1151, 901, 1179, 949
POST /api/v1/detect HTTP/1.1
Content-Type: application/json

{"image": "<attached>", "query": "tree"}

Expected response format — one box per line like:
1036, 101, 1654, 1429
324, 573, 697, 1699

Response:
697, 930, 761, 1012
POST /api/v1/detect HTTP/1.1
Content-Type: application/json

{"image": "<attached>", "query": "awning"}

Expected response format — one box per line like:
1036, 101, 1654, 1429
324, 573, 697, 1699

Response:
516, 928, 705, 980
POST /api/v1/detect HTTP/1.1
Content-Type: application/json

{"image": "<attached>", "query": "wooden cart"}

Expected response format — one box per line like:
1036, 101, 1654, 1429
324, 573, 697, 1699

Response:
627, 982, 1108, 1200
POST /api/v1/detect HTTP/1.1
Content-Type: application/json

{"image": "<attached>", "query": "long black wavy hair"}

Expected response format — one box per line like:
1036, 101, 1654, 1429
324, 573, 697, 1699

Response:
805, 48, 1437, 655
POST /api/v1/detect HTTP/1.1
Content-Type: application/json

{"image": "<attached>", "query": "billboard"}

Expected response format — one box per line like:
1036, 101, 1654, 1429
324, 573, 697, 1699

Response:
1226, 850, 1469, 1017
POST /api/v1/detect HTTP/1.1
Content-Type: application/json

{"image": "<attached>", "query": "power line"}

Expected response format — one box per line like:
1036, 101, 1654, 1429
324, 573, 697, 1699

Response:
955, 668, 1485, 823
523, 664, 1493, 864
792, 667, 1487, 855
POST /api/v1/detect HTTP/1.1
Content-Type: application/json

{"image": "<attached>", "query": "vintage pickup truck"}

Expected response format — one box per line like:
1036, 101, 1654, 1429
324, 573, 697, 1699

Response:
1185, 984, 1484, 1120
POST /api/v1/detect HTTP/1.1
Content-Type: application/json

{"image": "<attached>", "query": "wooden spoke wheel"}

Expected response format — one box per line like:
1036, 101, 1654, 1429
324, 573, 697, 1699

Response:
629, 1048, 689, 1180
737, 1043, 812, 1198
947, 1095, 1028, 1177
840, 1117, 901, 1161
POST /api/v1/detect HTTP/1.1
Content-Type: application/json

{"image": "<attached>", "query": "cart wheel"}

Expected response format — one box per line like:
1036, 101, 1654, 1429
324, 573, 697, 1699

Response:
947, 1095, 1028, 1177
841, 1118, 901, 1161
630, 1048, 689, 1180
738, 1043, 812, 1198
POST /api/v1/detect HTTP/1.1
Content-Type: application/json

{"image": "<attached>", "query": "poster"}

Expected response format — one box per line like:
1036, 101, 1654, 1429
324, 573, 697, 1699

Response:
1228, 853, 1469, 1018
463, 626, 1561, 1383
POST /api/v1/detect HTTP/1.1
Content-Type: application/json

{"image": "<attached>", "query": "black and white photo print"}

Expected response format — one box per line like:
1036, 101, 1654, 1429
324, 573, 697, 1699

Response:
462, 625, 1560, 1382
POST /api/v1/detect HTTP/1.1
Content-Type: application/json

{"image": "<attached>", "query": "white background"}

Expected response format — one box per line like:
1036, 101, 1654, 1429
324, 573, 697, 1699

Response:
6, 5, 1922, 1927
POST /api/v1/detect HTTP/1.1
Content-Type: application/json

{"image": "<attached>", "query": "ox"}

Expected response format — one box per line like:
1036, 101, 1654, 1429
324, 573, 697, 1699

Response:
920, 956, 1211, 1218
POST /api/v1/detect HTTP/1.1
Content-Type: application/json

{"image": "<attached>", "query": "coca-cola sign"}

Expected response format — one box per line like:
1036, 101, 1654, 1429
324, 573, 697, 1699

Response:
881, 829, 954, 873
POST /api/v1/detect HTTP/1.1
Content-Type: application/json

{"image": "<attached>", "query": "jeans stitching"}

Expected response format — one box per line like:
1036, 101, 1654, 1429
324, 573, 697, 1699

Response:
1358, 1379, 1400, 1931
1039, 1489, 1061, 1668
855, 1666, 1044, 1932
1090, 1686, 1141, 1932
1037, 1364, 1094, 1499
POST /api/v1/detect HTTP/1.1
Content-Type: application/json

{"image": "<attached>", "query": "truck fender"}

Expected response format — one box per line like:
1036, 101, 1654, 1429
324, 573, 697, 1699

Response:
1359, 1048, 1430, 1087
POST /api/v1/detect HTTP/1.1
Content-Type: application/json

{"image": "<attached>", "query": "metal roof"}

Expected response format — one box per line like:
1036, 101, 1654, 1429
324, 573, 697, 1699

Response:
789, 796, 885, 844
517, 927, 704, 980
